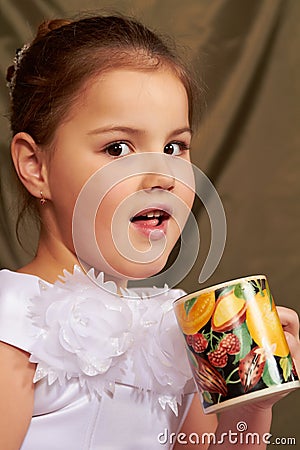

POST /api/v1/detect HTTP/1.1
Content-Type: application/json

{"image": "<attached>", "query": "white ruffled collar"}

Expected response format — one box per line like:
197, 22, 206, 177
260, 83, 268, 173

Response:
28, 265, 193, 415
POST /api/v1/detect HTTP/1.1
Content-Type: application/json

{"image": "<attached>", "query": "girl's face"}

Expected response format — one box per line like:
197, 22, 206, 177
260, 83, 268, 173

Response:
45, 68, 195, 281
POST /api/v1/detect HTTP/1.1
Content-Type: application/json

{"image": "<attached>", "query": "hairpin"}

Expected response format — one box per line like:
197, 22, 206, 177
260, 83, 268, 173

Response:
7, 43, 30, 96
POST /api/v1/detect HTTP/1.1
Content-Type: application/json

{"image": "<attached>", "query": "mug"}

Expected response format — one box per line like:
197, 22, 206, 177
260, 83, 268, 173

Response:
173, 275, 300, 414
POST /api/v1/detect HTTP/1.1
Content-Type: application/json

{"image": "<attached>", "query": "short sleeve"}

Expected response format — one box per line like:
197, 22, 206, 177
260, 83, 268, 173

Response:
0, 269, 40, 352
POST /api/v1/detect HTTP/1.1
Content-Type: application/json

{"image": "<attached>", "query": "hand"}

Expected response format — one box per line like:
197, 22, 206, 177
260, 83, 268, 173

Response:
240, 306, 300, 413
277, 306, 300, 373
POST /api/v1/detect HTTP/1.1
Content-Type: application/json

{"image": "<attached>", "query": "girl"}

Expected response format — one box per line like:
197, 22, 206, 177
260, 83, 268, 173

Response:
0, 14, 299, 450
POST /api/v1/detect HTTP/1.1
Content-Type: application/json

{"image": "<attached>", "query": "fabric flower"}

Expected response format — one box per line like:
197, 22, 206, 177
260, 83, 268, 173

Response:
125, 289, 193, 415
29, 266, 133, 396
28, 266, 194, 414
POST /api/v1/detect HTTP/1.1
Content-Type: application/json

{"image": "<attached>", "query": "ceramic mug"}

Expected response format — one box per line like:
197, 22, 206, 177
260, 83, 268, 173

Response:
173, 275, 300, 414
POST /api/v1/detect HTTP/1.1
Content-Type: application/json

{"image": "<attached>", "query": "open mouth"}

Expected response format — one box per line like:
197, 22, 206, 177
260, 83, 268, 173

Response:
130, 208, 171, 227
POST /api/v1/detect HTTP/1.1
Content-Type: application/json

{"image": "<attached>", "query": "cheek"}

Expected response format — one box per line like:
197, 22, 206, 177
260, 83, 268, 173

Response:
175, 183, 195, 225
72, 192, 122, 275
48, 159, 107, 255
95, 184, 130, 225
182, 183, 195, 208
93, 186, 131, 251
48, 158, 87, 210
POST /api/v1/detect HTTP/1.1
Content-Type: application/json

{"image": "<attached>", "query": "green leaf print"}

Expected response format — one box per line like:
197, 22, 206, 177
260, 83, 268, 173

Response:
233, 322, 252, 364
234, 283, 247, 300
280, 355, 292, 382
187, 348, 199, 369
184, 297, 197, 316
266, 282, 273, 310
202, 391, 213, 404
217, 286, 233, 299
262, 359, 281, 387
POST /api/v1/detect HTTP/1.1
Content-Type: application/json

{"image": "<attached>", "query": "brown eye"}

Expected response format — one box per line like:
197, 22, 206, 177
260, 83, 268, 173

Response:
105, 142, 131, 157
164, 142, 187, 156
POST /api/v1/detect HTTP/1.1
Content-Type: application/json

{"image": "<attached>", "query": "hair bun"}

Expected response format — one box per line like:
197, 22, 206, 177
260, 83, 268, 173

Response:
34, 19, 72, 41
6, 19, 72, 90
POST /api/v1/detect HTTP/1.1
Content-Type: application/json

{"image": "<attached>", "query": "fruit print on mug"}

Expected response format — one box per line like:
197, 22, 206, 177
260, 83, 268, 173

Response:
174, 275, 300, 414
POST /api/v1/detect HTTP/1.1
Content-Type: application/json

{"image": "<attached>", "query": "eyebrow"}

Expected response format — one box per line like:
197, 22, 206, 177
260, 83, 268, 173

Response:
87, 125, 193, 138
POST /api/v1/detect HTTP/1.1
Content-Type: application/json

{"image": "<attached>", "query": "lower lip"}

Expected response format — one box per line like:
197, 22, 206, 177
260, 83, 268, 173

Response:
130, 218, 169, 240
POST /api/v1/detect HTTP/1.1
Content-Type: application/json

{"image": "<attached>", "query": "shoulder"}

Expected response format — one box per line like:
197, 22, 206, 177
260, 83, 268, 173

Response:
0, 269, 42, 352
0, 269, 41, 308
0, 268, 41, 287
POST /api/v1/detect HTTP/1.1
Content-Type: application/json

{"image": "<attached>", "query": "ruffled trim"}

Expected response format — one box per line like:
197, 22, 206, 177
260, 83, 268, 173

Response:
28, 266, 194, 415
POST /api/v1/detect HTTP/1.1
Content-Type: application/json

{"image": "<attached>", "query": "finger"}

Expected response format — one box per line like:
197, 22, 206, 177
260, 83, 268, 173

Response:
276, 306, 300, 340
285, 332, 300, 377
285, 332, 300, 357
277, 307, 300, 377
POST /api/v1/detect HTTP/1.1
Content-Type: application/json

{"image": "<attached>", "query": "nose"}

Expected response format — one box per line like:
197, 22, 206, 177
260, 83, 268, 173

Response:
137, 152, 176, 192
142, 172, 175, 191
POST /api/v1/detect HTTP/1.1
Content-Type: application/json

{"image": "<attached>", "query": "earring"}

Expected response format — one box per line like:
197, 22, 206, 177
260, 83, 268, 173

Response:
40, 191, 47, 205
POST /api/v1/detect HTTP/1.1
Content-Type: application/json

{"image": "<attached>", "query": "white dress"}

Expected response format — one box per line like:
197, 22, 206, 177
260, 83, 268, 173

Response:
0, 267, 196, 450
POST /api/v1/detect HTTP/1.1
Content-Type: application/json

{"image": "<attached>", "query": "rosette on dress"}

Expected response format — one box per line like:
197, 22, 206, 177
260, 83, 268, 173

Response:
28, 266, 133, 396
28, 266, 194, 415
123, 288, 193, 415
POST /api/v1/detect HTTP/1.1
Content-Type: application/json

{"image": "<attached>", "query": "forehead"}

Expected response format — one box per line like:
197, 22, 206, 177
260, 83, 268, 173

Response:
53, 68, 191, 150
71, 68, 189, 119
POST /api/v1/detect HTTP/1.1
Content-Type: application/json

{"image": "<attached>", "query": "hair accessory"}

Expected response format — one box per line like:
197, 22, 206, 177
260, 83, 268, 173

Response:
40, 191, 47, 205
7, 43, 30, 96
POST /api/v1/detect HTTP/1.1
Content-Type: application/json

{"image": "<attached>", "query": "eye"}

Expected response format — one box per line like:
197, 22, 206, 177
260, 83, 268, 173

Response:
105, 142, 132, 157
164, 142, 190, 156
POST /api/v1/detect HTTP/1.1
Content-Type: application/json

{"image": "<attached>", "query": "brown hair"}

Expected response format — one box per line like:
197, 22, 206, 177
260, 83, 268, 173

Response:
6, 14, 201, 240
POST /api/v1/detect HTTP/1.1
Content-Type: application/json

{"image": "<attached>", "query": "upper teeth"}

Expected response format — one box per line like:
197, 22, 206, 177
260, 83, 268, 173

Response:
143, 210, 162, 218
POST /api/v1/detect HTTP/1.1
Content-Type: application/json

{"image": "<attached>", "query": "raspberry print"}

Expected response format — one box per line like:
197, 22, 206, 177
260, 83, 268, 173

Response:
208, 347, 228, 368
220, 333, 241, 355
192, 333, 208, 353
186, 335, 194, 347
185, 333, 208, 353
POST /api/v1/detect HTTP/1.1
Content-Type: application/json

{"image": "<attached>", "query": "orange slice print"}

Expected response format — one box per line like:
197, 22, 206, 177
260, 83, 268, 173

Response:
175, 292, 215, 335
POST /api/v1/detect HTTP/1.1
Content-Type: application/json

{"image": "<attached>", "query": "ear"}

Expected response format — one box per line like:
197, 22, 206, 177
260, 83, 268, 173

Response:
11, 132, 50, 200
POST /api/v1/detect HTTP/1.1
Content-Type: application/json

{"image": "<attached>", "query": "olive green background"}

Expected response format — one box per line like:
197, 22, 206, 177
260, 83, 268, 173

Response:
0, 0, 299, 445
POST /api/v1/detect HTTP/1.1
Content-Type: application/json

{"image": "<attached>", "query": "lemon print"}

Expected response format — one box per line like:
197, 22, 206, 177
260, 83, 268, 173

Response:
246, 289, 289, 357
211, 291, 246, 332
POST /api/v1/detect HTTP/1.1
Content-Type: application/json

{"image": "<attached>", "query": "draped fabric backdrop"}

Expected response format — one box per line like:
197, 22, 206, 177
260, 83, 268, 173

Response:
0, 0, 299, 443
